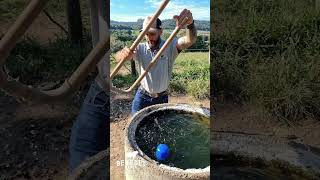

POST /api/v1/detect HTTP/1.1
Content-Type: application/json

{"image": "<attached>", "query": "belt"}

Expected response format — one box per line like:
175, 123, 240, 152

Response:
139, 87, 168, 98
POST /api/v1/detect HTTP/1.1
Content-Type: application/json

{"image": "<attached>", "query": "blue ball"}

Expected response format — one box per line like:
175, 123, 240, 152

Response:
156, 144, 170, 161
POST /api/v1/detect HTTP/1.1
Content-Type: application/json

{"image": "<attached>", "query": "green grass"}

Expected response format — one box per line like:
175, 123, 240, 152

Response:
171, 52, 210, 99
112, 74, 137, 88
0, 0, 26, 22
0, 0, 91, 29
6, 36, 91, 84
112, 52, 210, 99
212, 0, 320, 122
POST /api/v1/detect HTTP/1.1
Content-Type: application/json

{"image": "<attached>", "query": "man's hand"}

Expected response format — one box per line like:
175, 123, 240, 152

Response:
115, 47, 134, 62
175, 9, 197, 51
173, 9, 194, 28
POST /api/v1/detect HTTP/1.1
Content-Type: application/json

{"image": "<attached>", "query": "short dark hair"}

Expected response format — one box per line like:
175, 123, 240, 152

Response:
156, 18, 162, 29
140, 18, 162, 32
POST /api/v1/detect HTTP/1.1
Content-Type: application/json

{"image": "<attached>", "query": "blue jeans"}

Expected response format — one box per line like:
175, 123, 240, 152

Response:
131, 88, 168, 115
69, 80, 109, 172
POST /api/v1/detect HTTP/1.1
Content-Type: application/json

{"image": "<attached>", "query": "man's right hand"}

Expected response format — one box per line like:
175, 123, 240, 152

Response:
115, 47, 134, 62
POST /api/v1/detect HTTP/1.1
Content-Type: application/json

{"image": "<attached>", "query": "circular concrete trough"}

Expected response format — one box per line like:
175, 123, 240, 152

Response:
125, 103, 210, 180
212, 132, 320, 176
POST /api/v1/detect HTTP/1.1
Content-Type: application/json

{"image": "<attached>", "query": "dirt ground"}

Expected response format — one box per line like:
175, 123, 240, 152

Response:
1, 11, 74, 180
213, 102, 320, 148
0, 94, 77, 180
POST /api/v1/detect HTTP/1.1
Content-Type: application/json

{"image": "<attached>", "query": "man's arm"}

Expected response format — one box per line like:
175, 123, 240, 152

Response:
174, 9, 197, 51
177, 21, 197, 51
115, 47, 135, 62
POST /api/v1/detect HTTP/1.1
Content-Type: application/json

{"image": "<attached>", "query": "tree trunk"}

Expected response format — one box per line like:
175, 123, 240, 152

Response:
131, 61, 137, 77
66, 0, 83, 46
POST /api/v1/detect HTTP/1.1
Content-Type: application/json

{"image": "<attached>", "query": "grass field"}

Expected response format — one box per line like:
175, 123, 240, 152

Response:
112, 52, 210, 99
212, 0, 320, 123
5, 37, 92, 84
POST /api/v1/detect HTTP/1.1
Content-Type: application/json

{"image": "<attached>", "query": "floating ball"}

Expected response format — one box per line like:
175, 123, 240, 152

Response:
156, 144, 170, 161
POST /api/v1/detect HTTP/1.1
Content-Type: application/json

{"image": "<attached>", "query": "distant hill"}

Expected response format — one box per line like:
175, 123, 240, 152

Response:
111, 19, 210, 31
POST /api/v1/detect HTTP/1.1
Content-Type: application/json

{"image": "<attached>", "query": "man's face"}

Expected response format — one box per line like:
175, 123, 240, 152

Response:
145, 29, 162, 49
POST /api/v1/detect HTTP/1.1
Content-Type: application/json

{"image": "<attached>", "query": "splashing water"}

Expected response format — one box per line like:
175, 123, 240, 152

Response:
135, 110, 210, 169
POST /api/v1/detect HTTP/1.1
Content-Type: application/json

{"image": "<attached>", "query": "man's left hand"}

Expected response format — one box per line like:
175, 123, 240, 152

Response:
173, 9, 194, 28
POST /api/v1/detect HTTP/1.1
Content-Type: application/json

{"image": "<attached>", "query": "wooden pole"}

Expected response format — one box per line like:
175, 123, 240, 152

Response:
0, 0, 49, 66
110, 0, 170, 80
0, 0, 110, 103
111, 18, 189, 94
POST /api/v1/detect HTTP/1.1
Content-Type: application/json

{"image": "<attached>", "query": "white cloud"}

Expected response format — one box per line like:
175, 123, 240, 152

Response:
111, 14, 149, 22
146, 0, 209, 20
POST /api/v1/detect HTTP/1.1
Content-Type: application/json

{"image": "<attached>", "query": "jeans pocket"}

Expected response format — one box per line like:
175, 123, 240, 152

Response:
84, 82, 108, 109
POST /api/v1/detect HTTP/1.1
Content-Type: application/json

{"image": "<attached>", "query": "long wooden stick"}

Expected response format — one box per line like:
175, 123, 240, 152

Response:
0, 35, 110, 103
110, 0, 170, 80
0, 0, 110, 103
0, 0, 49, 65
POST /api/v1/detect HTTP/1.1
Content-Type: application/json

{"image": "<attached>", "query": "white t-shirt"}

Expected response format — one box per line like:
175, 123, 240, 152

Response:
134, 38, 179, 94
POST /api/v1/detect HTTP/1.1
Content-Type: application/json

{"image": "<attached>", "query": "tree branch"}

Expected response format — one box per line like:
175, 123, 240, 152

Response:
43, 10, 68, 36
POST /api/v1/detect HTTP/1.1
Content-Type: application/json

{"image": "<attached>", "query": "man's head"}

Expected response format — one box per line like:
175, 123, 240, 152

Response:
142, 16, 163, 49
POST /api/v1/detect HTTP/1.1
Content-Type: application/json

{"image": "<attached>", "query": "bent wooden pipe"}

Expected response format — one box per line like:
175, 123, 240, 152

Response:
0, 0, 110, 103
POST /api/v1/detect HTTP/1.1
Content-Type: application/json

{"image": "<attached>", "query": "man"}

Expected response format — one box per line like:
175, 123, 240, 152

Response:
115, 9, 197, 115
69, 0, 109, 173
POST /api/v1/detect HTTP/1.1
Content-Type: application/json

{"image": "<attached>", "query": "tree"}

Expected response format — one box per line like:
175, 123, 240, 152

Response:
188, 36, 208, 50
66, 0, 83, 46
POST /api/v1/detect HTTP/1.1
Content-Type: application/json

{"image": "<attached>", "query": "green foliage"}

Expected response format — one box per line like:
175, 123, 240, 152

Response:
170, 52, 210, 99
188, 36, 209, 50
247, 54, 320, 123
111, 30, 136, 53
111, 29, 209, 54
212, 0, 320, 122
110, 19, 210, 31
6, 36, 91, 84
186, 78, 210, 99
0, 0, 26, 22
0, 0, 91, 29
111, 52, 209, 100
112, 74, 137, 88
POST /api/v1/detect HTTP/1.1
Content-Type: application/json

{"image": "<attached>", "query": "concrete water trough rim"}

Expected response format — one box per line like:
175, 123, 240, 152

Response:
126, 103, 210, 176
211, 131, 320, 174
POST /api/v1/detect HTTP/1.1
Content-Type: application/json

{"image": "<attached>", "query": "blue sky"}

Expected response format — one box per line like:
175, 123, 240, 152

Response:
110, 0, 210, 22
